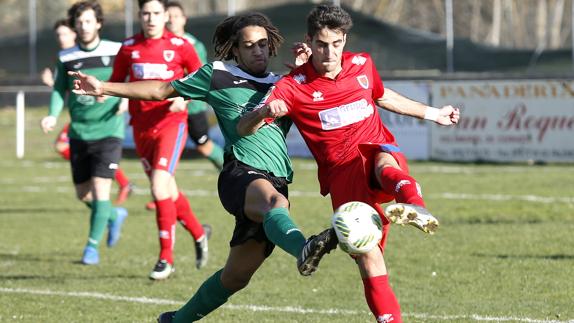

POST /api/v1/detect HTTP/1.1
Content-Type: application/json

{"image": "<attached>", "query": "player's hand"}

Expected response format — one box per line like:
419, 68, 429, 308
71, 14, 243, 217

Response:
168, 97, 187, 112
261, 99, 288, 119
435, 105, 460, 126
117, 98, 129, 115
40, 116, 57, 134
284, 42, 311, 70
68, 71, 104, 96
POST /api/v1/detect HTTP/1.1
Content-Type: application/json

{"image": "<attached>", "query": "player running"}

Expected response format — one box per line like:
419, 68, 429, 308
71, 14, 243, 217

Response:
237, 4, 460, 322
69, 12, 335, 322
40, 1, 129, 265
108, 0, 210, 280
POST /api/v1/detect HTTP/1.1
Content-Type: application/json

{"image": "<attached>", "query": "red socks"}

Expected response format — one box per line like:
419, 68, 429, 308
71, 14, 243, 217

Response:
362, 275, 402, 323
174, 192, 205, 240
155, 198, 177, 264
379, 167, 425, 207
58, 147, 71, 160
114, 168, 130, 187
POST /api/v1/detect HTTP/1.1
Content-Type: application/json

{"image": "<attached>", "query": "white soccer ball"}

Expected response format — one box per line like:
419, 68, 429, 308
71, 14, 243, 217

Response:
332, 201, 383, 255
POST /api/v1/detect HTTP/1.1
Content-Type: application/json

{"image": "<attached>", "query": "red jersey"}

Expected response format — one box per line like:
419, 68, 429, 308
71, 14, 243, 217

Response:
109, 31, 202, 132
266, 52, 397, 194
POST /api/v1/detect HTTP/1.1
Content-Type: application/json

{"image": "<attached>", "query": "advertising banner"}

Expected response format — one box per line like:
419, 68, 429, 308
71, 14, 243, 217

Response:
431, 80, 574, 162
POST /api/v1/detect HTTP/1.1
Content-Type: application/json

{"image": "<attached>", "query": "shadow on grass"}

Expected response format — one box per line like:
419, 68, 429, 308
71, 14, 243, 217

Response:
472, 253, 574, 260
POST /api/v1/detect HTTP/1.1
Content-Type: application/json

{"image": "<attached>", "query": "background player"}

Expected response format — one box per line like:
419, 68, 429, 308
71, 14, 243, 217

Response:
40, 1, 128, 265
41, 18, 133, 205
109, 0, 210, 280
237, 4, 460, 322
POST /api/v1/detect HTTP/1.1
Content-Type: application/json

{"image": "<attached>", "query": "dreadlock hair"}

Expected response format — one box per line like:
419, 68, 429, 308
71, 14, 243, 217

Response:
213, 12, 283, 61
306, 4, 353, 38
68, 1, 104, 28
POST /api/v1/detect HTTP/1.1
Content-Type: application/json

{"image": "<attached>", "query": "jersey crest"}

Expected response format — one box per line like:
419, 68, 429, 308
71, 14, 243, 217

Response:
163, 50, 175, 62
356, 75, 369, 89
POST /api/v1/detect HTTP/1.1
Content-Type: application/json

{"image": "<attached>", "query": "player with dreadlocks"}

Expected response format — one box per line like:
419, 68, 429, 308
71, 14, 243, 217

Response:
69, 11, 336, 322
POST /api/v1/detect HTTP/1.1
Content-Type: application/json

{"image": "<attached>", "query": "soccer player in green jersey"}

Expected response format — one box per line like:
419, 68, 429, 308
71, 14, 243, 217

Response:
166, 1, 225, 171
70, 12, 336, 322
40, 1, 128, 265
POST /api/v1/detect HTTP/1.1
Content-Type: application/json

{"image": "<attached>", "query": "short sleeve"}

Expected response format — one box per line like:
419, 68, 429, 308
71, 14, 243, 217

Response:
109, 45, 130, 82
262, 77, 295, 115
369, 57, 384, 100
171, 63, 212, 101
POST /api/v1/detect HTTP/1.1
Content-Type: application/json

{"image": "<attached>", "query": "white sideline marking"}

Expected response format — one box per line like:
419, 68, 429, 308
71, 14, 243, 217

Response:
0, 287, 572, 322
2, 183, 573, 205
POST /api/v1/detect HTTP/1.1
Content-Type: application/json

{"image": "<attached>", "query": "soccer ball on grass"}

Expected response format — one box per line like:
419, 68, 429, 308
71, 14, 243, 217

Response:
331, 201, 383, 255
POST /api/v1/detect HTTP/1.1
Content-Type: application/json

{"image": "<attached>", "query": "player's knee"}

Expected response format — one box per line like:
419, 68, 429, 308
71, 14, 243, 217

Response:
269, 193, 289, 209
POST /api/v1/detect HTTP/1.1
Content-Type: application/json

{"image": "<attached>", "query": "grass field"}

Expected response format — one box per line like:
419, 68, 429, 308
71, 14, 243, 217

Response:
1, 107, 573, 323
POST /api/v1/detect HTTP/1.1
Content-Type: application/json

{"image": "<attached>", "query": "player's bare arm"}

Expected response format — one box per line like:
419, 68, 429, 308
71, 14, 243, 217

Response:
376, 88, 460, 126
69, 71, 179, 101
236, 99, 288, 136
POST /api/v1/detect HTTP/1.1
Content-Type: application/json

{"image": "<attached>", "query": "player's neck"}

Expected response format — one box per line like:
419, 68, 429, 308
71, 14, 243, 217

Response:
319, 65, 343, 80
80, 36, 101, 51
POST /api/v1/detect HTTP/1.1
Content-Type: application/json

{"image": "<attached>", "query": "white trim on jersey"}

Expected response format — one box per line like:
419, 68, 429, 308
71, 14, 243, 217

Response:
212, 61, 281, 84
59, 40, 122, 63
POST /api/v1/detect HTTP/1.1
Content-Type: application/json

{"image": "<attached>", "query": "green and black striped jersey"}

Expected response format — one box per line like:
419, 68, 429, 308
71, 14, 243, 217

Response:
172, 61, 293, 181
49, 39, 124, 141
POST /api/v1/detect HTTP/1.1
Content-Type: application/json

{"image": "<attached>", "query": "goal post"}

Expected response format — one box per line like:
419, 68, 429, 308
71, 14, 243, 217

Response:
16, 90, 25, 159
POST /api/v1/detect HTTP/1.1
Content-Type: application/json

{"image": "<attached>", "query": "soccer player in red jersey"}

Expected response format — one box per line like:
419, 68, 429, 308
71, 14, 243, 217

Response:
238, 4, 460, 322
109, 0, 210, 280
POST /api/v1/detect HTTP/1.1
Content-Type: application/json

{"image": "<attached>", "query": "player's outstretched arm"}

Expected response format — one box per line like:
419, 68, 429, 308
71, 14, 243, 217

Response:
376, 88, 460, 126
68, 71, 179, 101
236, 99, 288, 136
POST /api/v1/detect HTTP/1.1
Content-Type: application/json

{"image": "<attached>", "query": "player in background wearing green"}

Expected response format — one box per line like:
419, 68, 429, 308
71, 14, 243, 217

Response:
69, 12, 336, 322
41, 18, 134, 206
40, 1, 128, 265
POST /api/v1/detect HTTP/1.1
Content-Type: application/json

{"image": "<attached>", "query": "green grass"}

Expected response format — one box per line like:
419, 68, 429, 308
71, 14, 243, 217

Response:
1, 107, 573, 322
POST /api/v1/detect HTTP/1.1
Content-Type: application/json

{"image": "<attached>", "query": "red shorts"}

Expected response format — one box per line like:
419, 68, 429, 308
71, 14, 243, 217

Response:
328, 143, 410, 252
134, 122, 188, 177
55, 123, 70, 145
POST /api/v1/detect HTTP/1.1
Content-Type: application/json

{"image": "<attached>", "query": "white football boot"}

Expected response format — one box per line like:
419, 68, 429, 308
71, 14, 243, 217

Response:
384, 203, 439, 234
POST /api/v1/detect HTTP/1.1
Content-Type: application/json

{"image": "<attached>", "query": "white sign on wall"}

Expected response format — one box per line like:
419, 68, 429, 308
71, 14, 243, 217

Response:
431, 80, 574, 162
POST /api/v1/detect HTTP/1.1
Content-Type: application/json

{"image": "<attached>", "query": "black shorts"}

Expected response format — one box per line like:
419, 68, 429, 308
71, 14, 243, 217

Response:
217, 155, 289, 257
69, 137, 122, 184
187, 111, 210, 146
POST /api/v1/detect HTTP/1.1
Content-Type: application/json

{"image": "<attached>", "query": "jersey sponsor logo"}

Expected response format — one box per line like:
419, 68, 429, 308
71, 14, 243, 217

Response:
163, 50, 175, 62
131, 50, 140, 59
76, 95, 96, 106
101, 56, 111, 66
312, 91, 324, 102
233, 79, 248, 85
170, 37, 185, 46
123, 38, 135, 46
293, 73, 306, 84
132, 63, 174, 80
318, 98, 374, 130
357, 75, 369, 89
352, 55, 367, 65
